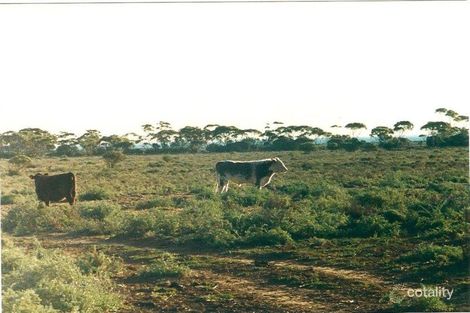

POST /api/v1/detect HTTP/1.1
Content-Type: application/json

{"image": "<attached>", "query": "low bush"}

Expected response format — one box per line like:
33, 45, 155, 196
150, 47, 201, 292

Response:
221, 189, 269, 207
242, 227, 293, 246
77, 247, 124, 277
78, 202, 120, 220
2, 289, 58, 313
343, 215, 401, 237
2, 241, 123, 312
8, 154, 32, 170
399, 244, 463, 267
1, 194, 15, 204
138, 253, 189, 279
79, 187, 113, 201
120, 211, 157, 238
136, 197, 173, 210
190, 185, 217, 200
102, 151, 126, 168
179, 201, 237, 248
76, 202, 124, 235
2, 205, 82, 236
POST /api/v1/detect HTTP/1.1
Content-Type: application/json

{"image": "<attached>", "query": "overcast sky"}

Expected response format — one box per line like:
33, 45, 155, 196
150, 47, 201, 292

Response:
0, 2, 468, 136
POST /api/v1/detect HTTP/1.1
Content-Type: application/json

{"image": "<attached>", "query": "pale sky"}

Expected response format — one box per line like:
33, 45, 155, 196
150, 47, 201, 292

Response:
0, 2, 468, 136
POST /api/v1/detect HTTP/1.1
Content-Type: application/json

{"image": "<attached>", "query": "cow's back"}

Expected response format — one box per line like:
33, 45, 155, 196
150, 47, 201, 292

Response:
216, 161, 252, 178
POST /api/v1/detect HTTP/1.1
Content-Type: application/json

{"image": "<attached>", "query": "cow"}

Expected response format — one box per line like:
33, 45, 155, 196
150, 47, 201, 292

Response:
29, 172, 77, 206
215, 157, 288, 193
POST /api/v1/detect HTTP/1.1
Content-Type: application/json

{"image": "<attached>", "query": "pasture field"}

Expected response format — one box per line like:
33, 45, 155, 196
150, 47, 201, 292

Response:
1, 148, 469, 312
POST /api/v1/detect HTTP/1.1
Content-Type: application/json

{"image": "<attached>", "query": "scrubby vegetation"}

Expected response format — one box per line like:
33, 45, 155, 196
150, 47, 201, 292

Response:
1, 147, 468, 312
1, 239, 123, 312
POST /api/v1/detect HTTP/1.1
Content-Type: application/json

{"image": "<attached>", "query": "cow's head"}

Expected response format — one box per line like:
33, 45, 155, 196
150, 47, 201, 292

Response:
29, 173, 48, 180
270, 157, 288, 173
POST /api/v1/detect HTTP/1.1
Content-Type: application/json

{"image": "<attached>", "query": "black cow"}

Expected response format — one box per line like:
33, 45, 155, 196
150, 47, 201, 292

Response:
29, 172, 77, 206
215, 157, 288, 193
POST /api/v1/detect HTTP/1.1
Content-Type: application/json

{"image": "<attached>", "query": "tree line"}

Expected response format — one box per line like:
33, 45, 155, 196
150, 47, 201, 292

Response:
0, 108, 467, 158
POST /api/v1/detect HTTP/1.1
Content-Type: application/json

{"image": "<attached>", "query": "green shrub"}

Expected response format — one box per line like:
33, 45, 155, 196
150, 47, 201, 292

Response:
78, 202, 120, 220
153, 210, 181, 237
242, 227, 293, 247
2, 242, 123, 312
162, 155, 173, 162
221, 189, 268, 207
263, 194, 291, 210
7, 168, 21, 176
344, 215, 400, 237
74, 202, 124, 235
278, 181, 345, 204
102, 151, 126, 168
2, 289, 58, 313
179, 201, 237, 248
2, 205, 82, 235
76, 247, 123, 277
190, 185, 217, 200
384, 286, 452, 312
399, 244, 463, 267
79, 188, 113, 201
138, 253, 189, 279
281, 206, 348, 239
1, 194, 15, 204
404, 296, 451, 312
136, 197, 173, 210
8, 154, 32, 169
120, 212, 157, 238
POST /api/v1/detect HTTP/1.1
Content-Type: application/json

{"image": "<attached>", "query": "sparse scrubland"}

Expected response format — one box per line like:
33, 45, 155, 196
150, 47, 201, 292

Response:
1, 148, 469, 312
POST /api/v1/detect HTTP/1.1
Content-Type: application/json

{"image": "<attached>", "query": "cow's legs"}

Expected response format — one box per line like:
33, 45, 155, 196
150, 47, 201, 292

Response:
66, 195, 75, 206
255, 178, 262, 190
216, 175, 229, 193
222, 182, 229, 193
44, 200, 50, 206
70, 189, 76, 205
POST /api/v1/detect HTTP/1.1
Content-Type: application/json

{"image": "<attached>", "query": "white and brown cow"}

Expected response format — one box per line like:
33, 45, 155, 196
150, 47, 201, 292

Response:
215, 157, 288, 193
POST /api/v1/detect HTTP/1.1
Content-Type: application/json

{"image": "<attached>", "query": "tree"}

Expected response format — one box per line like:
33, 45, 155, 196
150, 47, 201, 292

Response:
435, 108, 467, 126
78, 130, 101, 155
345, 123, 367, 138
393, 121, 414, 137
210, 126, 240, 144
420, 121, 452, 136
0, 131, 22, 156
421, 121, 467, 147
455, 115, 469, 123
370, 126, 394, 142
445, 109, 459, 120
152, 122, 177, 150
141, 124, 155, 150
176, 126, 207, 152
100, 135, 133, 152
15, 128, 56, 157
102, 151, 126, 168
56, 132, 80, 156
